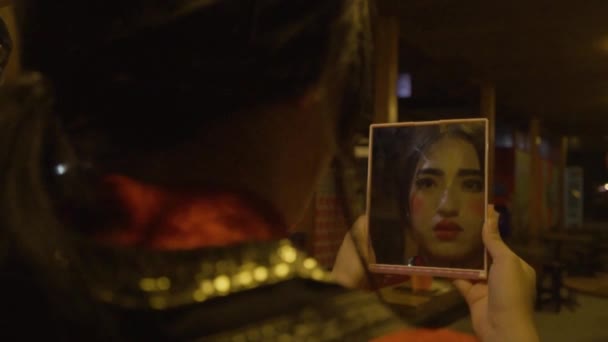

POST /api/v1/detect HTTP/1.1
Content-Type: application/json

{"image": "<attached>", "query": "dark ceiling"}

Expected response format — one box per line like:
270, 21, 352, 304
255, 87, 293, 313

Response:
2, 1, 607, 138
378, 0, 608, 137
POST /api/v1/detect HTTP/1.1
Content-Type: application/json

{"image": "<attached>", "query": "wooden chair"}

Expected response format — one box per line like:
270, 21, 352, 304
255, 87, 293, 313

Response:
535, 261, 578, 312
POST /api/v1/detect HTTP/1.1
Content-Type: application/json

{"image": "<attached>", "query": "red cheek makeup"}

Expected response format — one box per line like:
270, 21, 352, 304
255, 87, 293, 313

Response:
367, 118, 489, 280
410, 194, 424, 216
469, 198, 485, 217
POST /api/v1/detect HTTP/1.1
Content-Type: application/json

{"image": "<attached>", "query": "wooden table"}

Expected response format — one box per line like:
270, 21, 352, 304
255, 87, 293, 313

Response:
379, 279, 467, 327
564, 273, 608, 298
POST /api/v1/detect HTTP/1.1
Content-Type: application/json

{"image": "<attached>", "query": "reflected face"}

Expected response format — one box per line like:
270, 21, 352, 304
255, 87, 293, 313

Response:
408, 135, 484, 263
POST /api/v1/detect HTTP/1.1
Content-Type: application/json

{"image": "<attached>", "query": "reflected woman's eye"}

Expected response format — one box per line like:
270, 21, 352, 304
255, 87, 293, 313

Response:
415, 177, 437, 190
462, 178, 483, 193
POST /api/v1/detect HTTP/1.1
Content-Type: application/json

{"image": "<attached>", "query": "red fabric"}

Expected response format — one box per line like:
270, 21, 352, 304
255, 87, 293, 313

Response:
373, 328, 479, 342
94, 175, 287, 250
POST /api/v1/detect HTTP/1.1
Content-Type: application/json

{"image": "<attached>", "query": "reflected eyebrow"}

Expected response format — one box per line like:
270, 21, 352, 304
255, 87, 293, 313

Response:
417, 168, 443, 177
458, 169, 483, 177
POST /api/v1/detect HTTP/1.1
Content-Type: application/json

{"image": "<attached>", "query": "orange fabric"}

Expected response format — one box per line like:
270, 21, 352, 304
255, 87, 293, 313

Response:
94, 175, 287, 250
373, 329, 479, 342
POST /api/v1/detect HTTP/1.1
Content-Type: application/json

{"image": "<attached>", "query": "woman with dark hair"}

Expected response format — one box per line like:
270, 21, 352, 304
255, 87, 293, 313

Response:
343, 123, 486, 270
1, 0, 537, 341
393, 123, 487, 269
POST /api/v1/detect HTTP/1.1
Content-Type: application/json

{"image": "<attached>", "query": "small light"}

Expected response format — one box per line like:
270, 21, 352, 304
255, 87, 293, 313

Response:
278, 245, 297, 263
604, 184, 608, 191
253, 266, 269, 282
397, 73, 412, 98
274, 263, 290, 278
139, 278, 157, 292
303, 258, 317, 270
213, 275, 231, 293
200, 280, 215, 295
55, 164, 68, 175
156, 277, 171, 291
236, 271, 253, 286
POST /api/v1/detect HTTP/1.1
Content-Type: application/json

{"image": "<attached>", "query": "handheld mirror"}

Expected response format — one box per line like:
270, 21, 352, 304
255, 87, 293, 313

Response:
366, 119, 489, 279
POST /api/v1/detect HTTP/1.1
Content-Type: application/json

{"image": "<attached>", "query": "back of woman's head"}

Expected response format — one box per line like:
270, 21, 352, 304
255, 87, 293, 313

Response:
16, 0, 372, 161
3, 0, 373, 250
0, 1, 373, 335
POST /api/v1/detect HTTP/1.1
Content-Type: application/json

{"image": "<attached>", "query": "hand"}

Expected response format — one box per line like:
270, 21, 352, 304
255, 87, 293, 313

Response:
332, 216, 409, 289
332, 215, 374, 288
453, 205, 539, 342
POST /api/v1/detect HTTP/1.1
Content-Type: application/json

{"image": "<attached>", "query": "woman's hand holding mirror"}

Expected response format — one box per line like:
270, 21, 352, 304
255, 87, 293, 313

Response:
453, 205, 539, 342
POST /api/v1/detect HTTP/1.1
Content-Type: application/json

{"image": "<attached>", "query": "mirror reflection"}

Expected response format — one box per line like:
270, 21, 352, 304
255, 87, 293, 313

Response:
368, 120, 487, 271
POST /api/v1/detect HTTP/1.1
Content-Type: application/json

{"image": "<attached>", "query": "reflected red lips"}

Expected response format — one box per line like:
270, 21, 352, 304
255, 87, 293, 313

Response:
433, 220, 463, 241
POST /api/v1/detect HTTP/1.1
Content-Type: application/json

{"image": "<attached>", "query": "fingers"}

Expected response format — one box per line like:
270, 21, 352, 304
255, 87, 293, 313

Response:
453, 279, 488, 308
453, 279, 473, 297
483, 204, 512, 260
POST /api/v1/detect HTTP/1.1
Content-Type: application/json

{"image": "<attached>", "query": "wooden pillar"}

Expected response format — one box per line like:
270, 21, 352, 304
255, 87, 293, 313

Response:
557, 136, 568, 230
373, 16, 399, 123
480, 83, 496, 202
529, 118, 542, 238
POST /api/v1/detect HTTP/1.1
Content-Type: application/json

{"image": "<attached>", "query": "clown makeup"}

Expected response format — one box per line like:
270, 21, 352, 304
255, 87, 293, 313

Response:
408, 135, 485, 267
366, 119, 488, 279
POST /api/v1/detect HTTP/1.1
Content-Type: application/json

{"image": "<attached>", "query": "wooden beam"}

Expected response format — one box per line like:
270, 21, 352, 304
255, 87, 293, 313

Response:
557, 136, 568, 229
529, 118, 542, 238
373, 16, 399, 123
480, 82, 496, 202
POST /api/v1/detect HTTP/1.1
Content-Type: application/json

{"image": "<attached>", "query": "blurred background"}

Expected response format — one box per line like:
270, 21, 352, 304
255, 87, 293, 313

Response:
1, 1, 606, 341
296, 1, 608, 340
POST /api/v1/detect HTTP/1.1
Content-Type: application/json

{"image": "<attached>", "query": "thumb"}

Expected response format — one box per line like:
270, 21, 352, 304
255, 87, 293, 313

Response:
483, 204, 511, 259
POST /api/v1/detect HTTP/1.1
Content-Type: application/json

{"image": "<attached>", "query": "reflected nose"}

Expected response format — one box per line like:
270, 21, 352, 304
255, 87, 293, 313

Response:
437, 188, 459, 217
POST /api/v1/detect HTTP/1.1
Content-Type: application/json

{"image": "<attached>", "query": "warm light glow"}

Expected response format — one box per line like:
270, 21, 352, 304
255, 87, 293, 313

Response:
253, 266, 269, 282
278, 245, 297, 263
213, 275, 231, 293
604, 184, 608, 191
303, 258, 317, 270
200, 280, 215, 295
139, 278, 156, 292
157, 277, 171, 290
274, 263, 290, 278
236, 271, 253, 286
311, 269, 325, 281
193, 290, 206, 302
